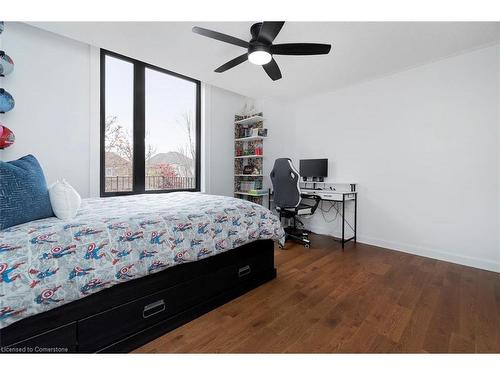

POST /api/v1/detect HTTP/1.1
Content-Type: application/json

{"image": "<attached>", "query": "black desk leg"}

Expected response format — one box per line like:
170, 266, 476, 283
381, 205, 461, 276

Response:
354, 194, 357, 243
341, 195, 345, 250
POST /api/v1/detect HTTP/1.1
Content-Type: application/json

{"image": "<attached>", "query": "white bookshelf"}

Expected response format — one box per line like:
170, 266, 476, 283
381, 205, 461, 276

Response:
234, 191, 269, 197
234, 115, 265, 126
235, 155, 263, 159
235, 135, 267, 142
234, 112, 266, 205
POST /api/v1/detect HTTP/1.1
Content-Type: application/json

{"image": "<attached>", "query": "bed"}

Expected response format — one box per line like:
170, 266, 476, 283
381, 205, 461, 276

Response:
0, 192, 284, 352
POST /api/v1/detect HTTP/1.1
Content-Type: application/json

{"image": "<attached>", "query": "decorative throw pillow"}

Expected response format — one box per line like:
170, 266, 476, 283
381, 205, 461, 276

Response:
48, 179, 81, 220
0, 154, 54, 230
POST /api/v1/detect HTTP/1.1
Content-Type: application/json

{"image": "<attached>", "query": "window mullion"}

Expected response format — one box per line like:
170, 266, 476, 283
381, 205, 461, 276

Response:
133, 63, 146, 193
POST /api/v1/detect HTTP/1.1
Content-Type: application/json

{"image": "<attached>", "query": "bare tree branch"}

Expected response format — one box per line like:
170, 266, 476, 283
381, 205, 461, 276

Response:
105, 115, 159, 163
175, 110, 196, 177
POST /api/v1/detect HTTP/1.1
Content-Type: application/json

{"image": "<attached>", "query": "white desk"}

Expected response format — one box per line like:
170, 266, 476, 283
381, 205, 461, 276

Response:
300, 189, 357, 249
268, 182, 358, 249
300, 189, 356, 202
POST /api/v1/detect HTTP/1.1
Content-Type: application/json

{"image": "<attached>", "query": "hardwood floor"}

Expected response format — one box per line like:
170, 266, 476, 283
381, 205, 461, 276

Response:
134, 235, 500, 353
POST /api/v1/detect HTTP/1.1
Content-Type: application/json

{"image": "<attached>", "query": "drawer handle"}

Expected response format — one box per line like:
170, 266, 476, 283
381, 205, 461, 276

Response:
238, 265, 251, 277
143, 299, 166, 319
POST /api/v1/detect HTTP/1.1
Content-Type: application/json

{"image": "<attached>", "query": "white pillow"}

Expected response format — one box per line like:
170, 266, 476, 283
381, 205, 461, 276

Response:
49, 179, 81, 220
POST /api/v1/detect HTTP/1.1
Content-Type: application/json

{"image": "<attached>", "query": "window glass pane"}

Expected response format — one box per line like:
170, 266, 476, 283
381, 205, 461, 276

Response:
145, 68, 197, 191
104, 55, 134, 193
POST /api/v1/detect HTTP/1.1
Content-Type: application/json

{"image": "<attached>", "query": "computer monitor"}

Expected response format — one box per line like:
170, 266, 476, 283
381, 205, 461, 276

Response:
299, 159, 328, 182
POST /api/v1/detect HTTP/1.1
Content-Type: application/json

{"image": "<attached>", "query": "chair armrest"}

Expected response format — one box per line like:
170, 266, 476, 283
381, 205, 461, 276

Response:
300, 194, 321, 214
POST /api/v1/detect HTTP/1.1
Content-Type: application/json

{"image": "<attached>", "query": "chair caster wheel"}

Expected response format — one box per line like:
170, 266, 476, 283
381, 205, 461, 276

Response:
304, 244, 310, 248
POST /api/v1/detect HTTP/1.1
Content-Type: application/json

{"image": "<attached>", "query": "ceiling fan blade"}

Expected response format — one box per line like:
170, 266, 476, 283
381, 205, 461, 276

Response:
258, 21, 285, 44
262, 58, 282, 81
192, 26, 249, 48
272, 43, 331, 55
215, 53, 248, 73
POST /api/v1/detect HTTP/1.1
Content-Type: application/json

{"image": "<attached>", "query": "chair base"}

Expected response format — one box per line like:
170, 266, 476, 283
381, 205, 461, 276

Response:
283, 227, 311, 248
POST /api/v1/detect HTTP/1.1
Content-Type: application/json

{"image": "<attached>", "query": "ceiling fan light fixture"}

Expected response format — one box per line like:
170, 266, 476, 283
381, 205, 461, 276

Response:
248, 50, 272, 65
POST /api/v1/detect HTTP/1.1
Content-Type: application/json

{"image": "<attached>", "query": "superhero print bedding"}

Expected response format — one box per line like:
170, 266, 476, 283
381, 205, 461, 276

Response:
0, 192, 285, 329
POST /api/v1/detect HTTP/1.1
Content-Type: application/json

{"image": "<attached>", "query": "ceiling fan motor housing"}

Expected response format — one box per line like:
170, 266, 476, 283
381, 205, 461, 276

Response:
249, 22, 271, 55
248, 42, 271, 55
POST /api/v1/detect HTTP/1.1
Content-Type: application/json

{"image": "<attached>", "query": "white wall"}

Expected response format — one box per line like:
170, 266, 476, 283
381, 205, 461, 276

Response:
0, 22, 248, 199
203, 85, 248, 197
1, 22, 93, 197
497, 45, 500, 264
253, 98, 296, 207
267, 44, 500, 272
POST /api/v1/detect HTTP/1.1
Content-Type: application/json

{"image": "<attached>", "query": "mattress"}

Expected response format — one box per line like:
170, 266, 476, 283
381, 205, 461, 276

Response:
0, 192, 285, 329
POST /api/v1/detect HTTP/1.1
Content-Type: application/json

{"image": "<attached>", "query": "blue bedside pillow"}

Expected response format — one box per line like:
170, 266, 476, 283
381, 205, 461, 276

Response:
0, 154, 54, 230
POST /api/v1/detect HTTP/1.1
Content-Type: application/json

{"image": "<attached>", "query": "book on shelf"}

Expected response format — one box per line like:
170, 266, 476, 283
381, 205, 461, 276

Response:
248, 189, 267, 196
239, 180, 263, 191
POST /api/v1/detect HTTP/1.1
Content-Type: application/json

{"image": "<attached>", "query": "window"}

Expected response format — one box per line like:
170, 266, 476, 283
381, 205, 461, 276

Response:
100, 50, 201, 196
145, 67, 198, 191
103, 55, 134, 192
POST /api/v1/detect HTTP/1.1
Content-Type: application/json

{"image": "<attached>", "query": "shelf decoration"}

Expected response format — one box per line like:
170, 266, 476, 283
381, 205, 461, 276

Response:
0, 124, 15, 149
0, 88, 15, 113
0, 51, 14, 77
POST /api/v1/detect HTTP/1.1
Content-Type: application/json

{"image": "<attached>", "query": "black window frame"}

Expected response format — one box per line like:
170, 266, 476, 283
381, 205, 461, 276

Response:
100, 49, 201, 197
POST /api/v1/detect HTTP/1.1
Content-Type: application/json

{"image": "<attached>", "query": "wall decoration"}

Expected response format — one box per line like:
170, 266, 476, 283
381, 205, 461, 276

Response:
0, 21, 15, 150
0, 88, 15, 113
0, 51, 14, 76
0, 124, 15, 149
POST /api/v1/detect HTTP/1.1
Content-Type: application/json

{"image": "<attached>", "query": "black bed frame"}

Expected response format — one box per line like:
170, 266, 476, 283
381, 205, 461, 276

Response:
0, 240, 276, 353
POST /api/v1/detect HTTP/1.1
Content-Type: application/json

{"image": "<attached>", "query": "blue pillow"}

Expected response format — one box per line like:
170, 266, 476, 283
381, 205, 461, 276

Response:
0, 154, 54, 230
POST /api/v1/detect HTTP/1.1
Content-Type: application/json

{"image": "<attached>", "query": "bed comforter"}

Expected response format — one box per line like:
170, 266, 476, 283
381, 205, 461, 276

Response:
0, 192, 284, 329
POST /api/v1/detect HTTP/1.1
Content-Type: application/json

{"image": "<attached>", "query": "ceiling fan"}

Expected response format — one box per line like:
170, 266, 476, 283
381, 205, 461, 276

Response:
192, 22, 331, 81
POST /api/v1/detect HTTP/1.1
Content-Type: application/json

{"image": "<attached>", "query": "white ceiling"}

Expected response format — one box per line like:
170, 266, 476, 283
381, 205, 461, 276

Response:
29, 22, 500, 99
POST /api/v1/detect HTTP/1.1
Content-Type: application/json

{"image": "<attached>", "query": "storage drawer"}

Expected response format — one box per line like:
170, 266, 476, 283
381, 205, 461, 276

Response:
208, 252, 274, 296
5, 322, 76, 353
210, 264, 238, 295
236, 254, 273, 279
78, 275, 208, 352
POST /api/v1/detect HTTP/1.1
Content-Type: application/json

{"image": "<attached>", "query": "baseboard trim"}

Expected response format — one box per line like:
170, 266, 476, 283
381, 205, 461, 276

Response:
307, 224, 500, 273
356, 234, 500, 274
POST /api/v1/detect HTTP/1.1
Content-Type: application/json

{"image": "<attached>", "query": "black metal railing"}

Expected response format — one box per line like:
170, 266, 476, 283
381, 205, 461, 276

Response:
105, 176, 195, 192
